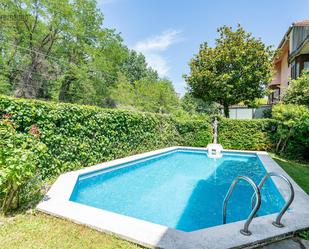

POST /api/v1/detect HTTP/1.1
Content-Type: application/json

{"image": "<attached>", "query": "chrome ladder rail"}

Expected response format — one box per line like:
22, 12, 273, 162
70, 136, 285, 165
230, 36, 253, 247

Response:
251, 172, 295, 228
222, 176, 261, 236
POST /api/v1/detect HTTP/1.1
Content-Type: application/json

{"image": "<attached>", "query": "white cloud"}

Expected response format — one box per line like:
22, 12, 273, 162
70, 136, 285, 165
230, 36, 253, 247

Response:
133, 30, 182, 77
134, 30, 181, 52
145, 54, 169, 77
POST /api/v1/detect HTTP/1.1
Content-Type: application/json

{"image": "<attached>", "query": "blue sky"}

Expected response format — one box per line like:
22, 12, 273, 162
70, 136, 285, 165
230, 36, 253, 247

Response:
98, 0, 309, 96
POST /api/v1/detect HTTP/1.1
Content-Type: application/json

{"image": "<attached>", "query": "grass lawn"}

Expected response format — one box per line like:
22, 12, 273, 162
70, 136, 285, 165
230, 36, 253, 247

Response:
0, 212, 143, 249
0, 155, 308, 249
271, 155, 309, 240
271, 154, 309, 194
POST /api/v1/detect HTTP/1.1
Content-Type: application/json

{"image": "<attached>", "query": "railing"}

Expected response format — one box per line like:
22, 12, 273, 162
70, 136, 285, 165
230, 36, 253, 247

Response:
222, 176, 261, 236
251, 172, 295, 228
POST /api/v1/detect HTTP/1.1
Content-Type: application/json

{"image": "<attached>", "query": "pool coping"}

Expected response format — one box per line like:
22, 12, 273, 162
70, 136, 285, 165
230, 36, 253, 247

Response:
37, 146, 309, 249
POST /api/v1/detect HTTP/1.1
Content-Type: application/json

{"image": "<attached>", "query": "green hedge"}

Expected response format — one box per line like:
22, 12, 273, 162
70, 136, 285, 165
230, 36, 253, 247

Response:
176, 119, 213, 147
0, 95, 212, 178
218, 118, 276, 151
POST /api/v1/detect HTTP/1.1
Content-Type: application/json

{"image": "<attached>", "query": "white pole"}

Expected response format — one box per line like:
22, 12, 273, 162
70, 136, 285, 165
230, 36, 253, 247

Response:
213, 117, 218, 144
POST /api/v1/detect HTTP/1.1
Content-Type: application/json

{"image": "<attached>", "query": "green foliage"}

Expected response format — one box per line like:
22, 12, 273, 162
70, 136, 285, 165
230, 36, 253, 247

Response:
112, 76, 180, 114
0, 120, 50, 214
218, 104, 309, 161
120, 50, 158, 84
0, 0, 157, 108
185, 24, 273, 117
263, 108, 272, 118
134, 78, 180, 114
283, 72, 309, 106
218, 118, 276, 151
110, 73, 136, 109
181, 93, 220, 115
272, 104, 309, 160
246, 98, 268, 108
0, 94, 212, 180
299, 230, 309, 240
175, 117, 213, 147
0, 1, 182, 114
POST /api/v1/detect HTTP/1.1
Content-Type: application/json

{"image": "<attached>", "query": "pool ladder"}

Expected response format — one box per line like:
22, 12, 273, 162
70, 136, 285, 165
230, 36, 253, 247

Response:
222, 172, 295, 236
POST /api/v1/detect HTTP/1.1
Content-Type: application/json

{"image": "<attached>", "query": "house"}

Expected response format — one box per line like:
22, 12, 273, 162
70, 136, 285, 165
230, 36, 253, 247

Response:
268, 20, 309, 104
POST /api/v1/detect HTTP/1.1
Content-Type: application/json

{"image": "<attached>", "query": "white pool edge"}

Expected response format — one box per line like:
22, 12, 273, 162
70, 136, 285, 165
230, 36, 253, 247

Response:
37, 146, 309, 249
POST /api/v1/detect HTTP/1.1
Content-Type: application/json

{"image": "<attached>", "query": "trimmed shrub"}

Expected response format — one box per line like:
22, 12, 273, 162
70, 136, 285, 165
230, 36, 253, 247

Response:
176, 118, 213, 147
0, 95, 213, 178
218, 118, 276, 151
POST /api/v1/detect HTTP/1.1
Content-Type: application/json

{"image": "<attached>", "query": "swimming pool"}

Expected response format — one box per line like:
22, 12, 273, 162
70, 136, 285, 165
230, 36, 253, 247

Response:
70, 149, 284, 232
37, 147, 309, 249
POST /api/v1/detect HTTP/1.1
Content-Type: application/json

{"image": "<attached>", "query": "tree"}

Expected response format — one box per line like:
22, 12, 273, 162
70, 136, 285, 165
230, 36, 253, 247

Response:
120, 50, 158, 84
0, 0, 177, 111
185, 25, 273, 117
111, 75, 180, 114
283, 71, 309, 106
110, 73, 135, 108
0, 0, 128, 106
0, 0, 73, 98
134, 78, 179, 113
181, 93, 220, 115
55, 4, 128, 106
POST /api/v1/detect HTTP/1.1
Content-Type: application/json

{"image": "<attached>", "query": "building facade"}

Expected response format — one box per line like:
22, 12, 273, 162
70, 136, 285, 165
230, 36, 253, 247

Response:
268, 20, 309, 104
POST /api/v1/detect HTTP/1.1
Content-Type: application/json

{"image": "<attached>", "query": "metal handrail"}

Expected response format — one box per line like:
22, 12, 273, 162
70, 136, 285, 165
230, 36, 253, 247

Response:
222, 176, 261, 236
251, 172, 295, 228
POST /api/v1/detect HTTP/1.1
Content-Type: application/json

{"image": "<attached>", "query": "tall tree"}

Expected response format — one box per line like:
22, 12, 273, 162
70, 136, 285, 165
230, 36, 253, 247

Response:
55, 0, 128, 106
110, 72, 135, 108
185, 25, 273, 117
0, 0, 176, 111
0, 0, 73, 98
0, 0, 128, 106
111, 75, 179, 114
120, 50, 158, 84
134, 78, 179, 113
181, 93, 219, 115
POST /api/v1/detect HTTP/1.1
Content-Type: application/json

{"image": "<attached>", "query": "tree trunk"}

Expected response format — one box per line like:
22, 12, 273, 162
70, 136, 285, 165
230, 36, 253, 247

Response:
223, 104, 229, 118
2, 184, 18, 215
58, 76, 74, 102
15, 65, 36, 98
15, 57, 41, 98
276, 138, 282, 152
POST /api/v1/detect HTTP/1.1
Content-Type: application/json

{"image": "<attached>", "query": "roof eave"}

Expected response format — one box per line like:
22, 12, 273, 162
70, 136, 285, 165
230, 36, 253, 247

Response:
277, 25, 293, 50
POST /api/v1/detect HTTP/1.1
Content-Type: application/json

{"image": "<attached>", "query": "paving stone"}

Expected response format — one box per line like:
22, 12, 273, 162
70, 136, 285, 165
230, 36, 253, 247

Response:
260, 239, 303, 249
301, 239, 309, 249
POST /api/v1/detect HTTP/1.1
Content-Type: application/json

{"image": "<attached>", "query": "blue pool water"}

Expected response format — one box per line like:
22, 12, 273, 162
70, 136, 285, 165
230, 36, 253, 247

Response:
70, 149, 285, 232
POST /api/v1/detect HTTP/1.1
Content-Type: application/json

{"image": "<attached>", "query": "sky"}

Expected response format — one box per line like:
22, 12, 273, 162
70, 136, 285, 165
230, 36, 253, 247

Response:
97, 0, 309, 96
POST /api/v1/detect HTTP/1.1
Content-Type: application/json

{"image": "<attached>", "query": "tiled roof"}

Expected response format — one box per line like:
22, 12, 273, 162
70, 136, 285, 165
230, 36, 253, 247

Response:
293, 20, 309, 26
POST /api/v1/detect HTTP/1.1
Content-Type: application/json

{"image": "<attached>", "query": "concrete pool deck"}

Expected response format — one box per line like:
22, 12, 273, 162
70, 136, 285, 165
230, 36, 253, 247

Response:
37, 146, 309, 249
